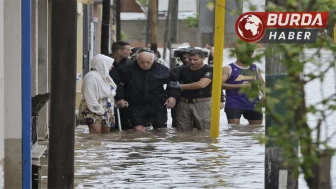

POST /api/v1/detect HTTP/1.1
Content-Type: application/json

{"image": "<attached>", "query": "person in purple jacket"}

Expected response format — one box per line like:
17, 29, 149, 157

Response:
222, 47, 265, 125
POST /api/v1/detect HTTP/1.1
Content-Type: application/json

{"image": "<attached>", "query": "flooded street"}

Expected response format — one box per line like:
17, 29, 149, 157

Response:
74, 113, 264, 189
72, 49, 266, 189
41, 49, 336, 188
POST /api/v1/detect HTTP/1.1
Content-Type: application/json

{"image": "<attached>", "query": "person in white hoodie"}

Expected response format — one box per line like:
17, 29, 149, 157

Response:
79, 54, 117, 134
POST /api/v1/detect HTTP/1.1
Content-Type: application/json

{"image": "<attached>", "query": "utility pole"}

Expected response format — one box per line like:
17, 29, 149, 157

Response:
169, 0, 178, 69
145, 3, 151, 46
264, 0, 297, 188
149, 0, 158, 44
209, 0, 225, 138
101, 0, 111, 55
48, 0, 77, 188
163, 0, 171, 60
115, 0, 121, 41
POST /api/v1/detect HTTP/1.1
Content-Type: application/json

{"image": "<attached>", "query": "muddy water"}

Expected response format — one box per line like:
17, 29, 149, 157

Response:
74, 114, 265, 189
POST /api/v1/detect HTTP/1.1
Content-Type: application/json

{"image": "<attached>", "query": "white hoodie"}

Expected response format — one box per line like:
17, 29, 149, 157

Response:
81, 54, 117, 115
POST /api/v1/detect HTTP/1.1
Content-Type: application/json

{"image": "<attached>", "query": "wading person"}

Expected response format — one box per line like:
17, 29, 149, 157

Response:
221, 46, 265, 125
109, 41, 133, 130
170, 47, 191, 128
79, 54, 117, 134
168, 49, 214, 131
117, 52, 180, 132
170, 47, 224, 128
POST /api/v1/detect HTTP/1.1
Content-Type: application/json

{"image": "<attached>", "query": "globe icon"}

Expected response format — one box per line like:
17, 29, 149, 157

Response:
236, 14, 264, 42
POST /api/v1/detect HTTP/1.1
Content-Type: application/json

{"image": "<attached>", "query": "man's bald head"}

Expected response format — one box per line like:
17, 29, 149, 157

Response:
137, 52, 155, 70
137, 52, 155, 61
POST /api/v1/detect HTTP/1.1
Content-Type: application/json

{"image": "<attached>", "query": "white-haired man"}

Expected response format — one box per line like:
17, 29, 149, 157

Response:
117, 52, 180, 132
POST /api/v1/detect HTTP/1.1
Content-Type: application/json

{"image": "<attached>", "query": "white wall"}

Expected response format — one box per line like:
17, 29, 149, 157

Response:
0, 0, 5, 187
4, 0, 22, 187
4, 0, 22, 139
158, 0, 197, 12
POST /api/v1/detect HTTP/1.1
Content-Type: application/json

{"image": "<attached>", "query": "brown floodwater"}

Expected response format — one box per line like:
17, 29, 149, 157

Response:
72, 119, 265, 189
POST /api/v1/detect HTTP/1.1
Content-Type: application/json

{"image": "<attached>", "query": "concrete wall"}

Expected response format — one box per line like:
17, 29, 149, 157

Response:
4, 0, 22, 188
0, 0, 5, 188
37, 0, 50, 139
121, 20, 238, 48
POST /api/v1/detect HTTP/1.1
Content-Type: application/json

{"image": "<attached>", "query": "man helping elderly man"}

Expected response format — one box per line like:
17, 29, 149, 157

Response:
168, 49, 214, 131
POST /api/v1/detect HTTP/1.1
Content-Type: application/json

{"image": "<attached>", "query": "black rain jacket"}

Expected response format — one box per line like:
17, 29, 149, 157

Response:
117, 60, 180, 104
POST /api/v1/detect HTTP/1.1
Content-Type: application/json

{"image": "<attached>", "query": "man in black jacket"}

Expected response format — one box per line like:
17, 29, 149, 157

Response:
109, 41, 132, 130
117, 52, 180, 132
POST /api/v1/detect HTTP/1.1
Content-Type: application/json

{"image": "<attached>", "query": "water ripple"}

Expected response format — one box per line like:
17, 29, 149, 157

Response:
73, 120, 265, 189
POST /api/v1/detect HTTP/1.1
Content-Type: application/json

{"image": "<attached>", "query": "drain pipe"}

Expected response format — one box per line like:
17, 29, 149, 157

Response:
21, 0, 32, 188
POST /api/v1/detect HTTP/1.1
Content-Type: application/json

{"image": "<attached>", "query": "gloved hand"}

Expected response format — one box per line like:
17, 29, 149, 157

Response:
168, 81, 181, 89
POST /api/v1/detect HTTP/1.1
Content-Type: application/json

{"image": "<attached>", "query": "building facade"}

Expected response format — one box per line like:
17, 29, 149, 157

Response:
0, 0, 4, 188
3, 0, 23, 187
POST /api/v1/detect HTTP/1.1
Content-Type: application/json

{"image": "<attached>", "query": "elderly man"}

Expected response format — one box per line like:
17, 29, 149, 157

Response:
117, 52, 180, 132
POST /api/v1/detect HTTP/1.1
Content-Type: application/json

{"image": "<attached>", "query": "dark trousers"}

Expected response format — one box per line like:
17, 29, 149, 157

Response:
129, 102, 167, 128
171, 106, 177, 128
111, 107, 133, 131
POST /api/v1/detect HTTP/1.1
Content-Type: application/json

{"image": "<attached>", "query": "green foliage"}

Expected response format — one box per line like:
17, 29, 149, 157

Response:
121, 31, 128, 41
185, 14, 199, 28
229, 0, 336, 188
206, 0, 215, 11
137, 0, 148, 7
